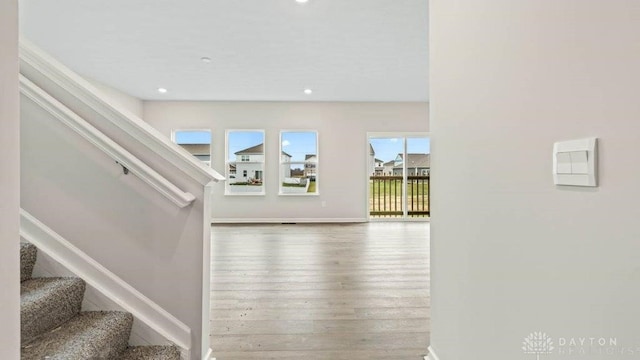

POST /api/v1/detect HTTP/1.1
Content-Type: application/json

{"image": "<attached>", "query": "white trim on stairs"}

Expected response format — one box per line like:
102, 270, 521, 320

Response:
201, 182, 215, 360
19, 75, 196, 208
31, 250, 175, 350
19, 209, 192, 359
202, 348, 214, 360
19, 38, 225, 187
427, 346, 441, 360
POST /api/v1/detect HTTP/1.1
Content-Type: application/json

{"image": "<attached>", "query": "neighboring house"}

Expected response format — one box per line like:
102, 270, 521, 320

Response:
228, 163, 236, 181
281, 150, 292, 180
369, 144, 376, 175
232, 143, 265, 184
392, 153, 430, 176
374, 158, 384, 175
304, 154, 317, 179
383, 160, 396, 176
177, 143, 211, 166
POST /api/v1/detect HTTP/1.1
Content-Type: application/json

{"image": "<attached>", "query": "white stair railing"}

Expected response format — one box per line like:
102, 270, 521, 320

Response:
20, 75, 196, 208
19, 38, 225, 186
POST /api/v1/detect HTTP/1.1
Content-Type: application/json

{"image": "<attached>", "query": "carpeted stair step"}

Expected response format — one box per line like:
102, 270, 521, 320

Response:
119, 345, 181, 360
20, 242, 38, 282
21, 277, 86, 345
21, 311, 133, 360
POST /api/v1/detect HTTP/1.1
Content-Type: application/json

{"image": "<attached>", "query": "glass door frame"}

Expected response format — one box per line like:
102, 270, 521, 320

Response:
366, 132, 430, 222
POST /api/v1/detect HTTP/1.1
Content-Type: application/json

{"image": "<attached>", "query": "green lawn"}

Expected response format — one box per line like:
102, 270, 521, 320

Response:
280, 180, 317, 193
307, 180, 316, 193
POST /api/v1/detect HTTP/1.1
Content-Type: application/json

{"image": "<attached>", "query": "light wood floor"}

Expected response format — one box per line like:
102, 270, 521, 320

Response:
210, 222, 430, 360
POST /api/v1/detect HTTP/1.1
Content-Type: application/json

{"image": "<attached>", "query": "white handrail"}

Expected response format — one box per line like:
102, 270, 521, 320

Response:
20, 75, 196, 208
19, 38, 225, 186
19, 209, 192, 357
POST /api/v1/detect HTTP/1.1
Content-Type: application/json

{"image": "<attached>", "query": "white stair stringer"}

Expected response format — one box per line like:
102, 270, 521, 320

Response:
20, 209, 191, 359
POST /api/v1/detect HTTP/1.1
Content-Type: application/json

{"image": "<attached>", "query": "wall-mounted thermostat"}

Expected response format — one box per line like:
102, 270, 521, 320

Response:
552, 137, 598, 187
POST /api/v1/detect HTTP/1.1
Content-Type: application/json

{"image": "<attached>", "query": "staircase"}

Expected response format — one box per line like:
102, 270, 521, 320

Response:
20, 242, 181, 360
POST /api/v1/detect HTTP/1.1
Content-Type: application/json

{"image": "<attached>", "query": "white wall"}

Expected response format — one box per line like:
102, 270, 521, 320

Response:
0, 0, 20, 358
85, 76, 144, 118
430, 1, 640, 359
144, 101, 428, 222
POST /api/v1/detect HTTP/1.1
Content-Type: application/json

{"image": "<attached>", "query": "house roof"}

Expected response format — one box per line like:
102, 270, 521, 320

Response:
178, 144, 210, 156
235, 143, 264, 155
234, 143, 291, 157
305, 154, 317, 160
394, 153, 430, 169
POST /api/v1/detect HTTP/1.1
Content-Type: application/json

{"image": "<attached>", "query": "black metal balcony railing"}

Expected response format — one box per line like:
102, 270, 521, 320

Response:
369, 175, 430, 217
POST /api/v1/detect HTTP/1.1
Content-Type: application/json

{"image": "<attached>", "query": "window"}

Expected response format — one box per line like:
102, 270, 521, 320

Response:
171, 129, 211, 166
280, 131, 318, 195
226, 130, 265, 195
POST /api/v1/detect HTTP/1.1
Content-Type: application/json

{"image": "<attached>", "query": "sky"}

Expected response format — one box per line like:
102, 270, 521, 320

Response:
370, 137, 430, 163
174, 130, 211, 144
281, 132, 317, 162
174, 130, 429, 163
224, 131, 318, 161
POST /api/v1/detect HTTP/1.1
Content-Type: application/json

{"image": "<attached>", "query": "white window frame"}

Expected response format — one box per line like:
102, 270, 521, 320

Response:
279, 130, 319, 196
225, 129, 266, 196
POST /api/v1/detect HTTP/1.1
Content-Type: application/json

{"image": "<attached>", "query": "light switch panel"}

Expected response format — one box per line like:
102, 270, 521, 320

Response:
570, 151, 589, 174
556, 152, 572, 174
552, 137, 597, 187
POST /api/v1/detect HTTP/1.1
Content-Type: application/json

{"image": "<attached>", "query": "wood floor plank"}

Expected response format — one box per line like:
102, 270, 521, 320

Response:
211, 288, 427, 300
211, 297, 429, 310
212, 349, 428, 360
211, 307, 430, 321
211, 319, 429, 335
212, 274, 429, 283
212, 332, 430, 352
210, 223, 430, 359
211, 280, 429, 291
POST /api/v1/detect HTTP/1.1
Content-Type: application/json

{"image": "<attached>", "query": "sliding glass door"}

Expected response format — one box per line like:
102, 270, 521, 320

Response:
368, 134, 430, 220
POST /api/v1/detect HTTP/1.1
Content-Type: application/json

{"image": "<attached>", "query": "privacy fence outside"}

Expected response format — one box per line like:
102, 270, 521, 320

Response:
369, 175, 430, 218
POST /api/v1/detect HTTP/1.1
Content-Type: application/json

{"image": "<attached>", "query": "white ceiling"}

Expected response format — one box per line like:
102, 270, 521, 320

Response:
19, 0, 429, 102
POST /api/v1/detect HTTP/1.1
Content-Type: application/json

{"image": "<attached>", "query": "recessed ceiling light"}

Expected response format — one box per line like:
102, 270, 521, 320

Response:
157, 87, 168, 94
201, 57, 212, 63
296, 0, 309, 3
304, 88, 312, 95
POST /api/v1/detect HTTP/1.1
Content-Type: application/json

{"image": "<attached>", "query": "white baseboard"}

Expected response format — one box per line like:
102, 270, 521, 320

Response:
211, 217, 367, 224
427, 346, 441, 360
